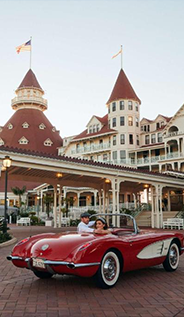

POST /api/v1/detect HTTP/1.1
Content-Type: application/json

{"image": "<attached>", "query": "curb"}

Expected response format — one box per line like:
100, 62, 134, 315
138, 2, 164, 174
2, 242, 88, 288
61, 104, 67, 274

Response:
0, 237, 17, 248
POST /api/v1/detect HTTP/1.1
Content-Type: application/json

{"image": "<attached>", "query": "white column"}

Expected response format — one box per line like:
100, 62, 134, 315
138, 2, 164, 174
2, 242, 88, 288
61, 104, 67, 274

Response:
53, 185, 57, 228
103, 188, 105, 214
77, 193, 80, 207
58, 187, 62, 228
99, 190, 102, 212
94, 191, 97, 208
167, 190, 171, 211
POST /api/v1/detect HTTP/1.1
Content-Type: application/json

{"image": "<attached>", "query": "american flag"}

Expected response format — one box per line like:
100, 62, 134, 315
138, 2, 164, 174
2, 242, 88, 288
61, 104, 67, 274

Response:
16, 40, 31, 54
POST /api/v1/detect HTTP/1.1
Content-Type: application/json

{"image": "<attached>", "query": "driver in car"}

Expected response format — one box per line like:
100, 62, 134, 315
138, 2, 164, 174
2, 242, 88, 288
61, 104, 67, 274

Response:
77, 212, 103, 234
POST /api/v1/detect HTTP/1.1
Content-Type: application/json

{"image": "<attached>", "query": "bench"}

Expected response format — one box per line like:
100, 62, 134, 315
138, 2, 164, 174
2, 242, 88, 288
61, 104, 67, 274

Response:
163, 218, 184, 230
17, 217, 31, 226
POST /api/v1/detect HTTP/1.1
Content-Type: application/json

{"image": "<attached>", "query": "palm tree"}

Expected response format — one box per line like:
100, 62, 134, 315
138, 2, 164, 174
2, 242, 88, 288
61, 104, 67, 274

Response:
43, 195, 54, 219
11, 186, 27, 213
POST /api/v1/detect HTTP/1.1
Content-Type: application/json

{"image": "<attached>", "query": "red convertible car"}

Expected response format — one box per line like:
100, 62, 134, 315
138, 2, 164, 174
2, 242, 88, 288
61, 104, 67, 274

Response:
7, 214, 184, 288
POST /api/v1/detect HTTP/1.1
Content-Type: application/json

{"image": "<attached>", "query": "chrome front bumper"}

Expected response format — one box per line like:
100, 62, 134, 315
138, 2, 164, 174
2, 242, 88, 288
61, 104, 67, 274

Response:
7, 255, 100, 269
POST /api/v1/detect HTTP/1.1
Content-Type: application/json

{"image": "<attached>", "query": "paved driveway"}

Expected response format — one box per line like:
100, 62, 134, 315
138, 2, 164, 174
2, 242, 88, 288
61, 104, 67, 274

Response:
0, 225, 184, 317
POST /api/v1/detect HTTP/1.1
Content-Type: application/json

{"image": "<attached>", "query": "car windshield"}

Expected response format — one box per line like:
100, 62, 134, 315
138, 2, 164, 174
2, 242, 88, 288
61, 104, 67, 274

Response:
90, 213, 138, 234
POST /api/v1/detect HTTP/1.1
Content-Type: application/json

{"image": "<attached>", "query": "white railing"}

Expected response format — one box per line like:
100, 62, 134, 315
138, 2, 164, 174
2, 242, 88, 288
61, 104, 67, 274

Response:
11, 96, 48, 108
164, 131, 184, 138
71, 143, 111, 155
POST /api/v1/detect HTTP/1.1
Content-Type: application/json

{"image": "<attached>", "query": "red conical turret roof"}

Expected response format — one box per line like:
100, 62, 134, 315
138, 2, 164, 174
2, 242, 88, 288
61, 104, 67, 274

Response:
18, 69, 43, 91
0, 109, 62, 155
107, 69, 141, 104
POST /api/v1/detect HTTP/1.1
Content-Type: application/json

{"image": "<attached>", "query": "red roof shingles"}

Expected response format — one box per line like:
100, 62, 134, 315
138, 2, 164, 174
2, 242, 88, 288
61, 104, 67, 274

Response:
18, 69, 43, 91
0, 145, 181, 179
72, 114, 116, 141
0, 108, 62, 155
107, 69, 141, 104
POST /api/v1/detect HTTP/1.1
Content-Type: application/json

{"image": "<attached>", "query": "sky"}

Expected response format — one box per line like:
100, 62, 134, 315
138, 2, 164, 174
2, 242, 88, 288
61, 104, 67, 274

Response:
0, 0, 184, 138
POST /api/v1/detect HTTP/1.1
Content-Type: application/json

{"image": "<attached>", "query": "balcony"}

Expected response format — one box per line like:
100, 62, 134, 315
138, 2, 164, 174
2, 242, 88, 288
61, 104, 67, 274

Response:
164, 131, 184, 138
11, 96, 48, 110
71, 143, 111, 155
136, 152, 184, 165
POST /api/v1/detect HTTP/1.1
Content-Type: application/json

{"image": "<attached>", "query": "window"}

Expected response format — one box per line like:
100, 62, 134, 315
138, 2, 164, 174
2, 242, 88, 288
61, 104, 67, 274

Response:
103, 154, 108, 161
89, 126, 92, 133
52, 127, 56, 132
0, 138, 4, 146
7, 123, 13, 129
108, 106, 110, 114
99, 139, 103, 144
112, 102, 116, 112
136, 135, 139, 145
136, 117, 139, 127
156, 122, 160, 129
120, 150, 126, 160
141, 126, 144, 131
128, 116, 133, 126
108, 120, 110, 129
145, 135, 150, 145
129, 134, 133, 144
143, 125, 150, 132
112, 118, 116, 127
113, 135, 116, 146
44, 138, 53, 146
96, 124, 100, 132
112, 151, 117, 160
22, 122, 29, 129
128, 101, 133, 110
158, 133, 162, 142
120, 134, 125, 144
19, 136, 29, 144
120, 101, 124, 110
93, 125, 96, 133
151, 134, 156, 144
83, 142, 87, 149
120, 116, 125, 126
39, 123, 46, 130
135, 103, 139, 111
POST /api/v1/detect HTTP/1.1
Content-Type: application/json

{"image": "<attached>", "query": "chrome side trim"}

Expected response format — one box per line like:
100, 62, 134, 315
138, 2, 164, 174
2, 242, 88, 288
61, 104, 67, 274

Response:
181, 247, 184, 251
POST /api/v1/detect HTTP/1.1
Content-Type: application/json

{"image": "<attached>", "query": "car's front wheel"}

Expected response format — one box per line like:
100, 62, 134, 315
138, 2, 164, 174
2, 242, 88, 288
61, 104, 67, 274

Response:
163, 242, 179, 272
33, 270, 53, 279
95, 251, 120, 289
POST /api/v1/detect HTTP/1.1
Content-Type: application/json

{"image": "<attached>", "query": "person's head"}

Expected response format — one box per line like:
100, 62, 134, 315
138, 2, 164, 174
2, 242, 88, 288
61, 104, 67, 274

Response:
95, 217, 108, 230
80, 212, 91, 224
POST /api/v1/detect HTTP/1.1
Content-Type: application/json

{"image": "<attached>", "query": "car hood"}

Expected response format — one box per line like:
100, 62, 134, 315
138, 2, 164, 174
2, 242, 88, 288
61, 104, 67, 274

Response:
30, 232, 106, 261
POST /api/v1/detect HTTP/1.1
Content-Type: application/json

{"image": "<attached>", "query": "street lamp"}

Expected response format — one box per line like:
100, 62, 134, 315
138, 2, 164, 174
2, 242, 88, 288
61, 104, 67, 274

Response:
2, 156, 12, 233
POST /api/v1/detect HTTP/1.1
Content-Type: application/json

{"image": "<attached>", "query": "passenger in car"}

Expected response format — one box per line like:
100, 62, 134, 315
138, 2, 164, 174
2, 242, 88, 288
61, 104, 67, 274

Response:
95, 217, 111, 234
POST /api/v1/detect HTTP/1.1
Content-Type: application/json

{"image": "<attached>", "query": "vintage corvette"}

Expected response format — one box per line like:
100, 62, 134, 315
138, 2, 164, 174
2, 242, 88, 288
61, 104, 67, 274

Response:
7, 214, 184, 288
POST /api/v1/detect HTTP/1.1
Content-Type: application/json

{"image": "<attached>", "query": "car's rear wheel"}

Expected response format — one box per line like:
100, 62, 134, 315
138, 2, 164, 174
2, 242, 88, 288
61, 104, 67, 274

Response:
33, 270, 53, 279
163, 242, 179, 272
95, 251, 120, 289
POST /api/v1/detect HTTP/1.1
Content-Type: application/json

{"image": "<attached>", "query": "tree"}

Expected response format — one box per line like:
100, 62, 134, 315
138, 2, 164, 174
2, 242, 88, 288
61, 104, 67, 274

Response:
43, 195, 54, 219
11, 186, 27, 212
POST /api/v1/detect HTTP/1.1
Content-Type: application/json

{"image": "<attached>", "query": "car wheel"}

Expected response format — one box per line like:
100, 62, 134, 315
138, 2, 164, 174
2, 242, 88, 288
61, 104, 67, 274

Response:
163, 242, 179, 272
95, 251, 120, 289
33, 270, 53, 279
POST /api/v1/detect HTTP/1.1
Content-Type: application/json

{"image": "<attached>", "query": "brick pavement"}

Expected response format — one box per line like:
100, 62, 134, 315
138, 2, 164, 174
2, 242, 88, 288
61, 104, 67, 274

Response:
0, 225, 184, 317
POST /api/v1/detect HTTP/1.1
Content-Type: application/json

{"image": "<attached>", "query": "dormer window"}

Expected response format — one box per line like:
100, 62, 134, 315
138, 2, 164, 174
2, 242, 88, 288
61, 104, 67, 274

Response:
44, 138, 53, 146
19, 136, 29, 144
39, 123, 46, 130
52, 127, 56, 132
7, 123, 13, 130
0, 138, 4, 146
89, 125, 92, 134
96, 124, 100, 132
22, 122, 29, 128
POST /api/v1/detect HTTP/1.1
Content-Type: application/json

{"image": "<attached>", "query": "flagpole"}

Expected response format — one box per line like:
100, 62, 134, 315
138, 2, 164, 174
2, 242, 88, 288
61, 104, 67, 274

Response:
30, 36, 32, 69
121, 45, 123, 69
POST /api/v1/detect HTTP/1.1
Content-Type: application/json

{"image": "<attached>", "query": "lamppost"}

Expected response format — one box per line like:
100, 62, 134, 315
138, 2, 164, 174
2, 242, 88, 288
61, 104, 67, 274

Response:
3, 156, 12, 233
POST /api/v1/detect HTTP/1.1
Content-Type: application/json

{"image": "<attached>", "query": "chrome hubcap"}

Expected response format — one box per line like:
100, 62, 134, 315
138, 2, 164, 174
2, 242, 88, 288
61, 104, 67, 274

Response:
169, 245, 178, 267
103, 256, 117, 281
